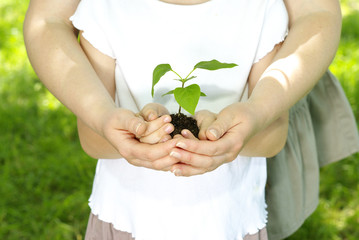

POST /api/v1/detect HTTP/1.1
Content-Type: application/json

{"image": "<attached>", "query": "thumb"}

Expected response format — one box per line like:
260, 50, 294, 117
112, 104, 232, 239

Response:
206, 109, 235, 141
117, 109, 148, 136
141, 103, 170, 121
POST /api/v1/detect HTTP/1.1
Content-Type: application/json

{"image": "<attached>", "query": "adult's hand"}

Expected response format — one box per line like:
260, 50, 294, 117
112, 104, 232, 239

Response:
79, 106, 180, 171
169, 103, 260, 176
169, 101, 288, 177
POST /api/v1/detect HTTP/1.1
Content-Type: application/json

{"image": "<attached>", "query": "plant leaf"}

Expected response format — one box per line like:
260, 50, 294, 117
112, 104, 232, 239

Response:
161, 90, 174, 97
194, 59, 238, 71
174, 84, 201, 115
152, 64, 172, 97
200, 92, 207, 97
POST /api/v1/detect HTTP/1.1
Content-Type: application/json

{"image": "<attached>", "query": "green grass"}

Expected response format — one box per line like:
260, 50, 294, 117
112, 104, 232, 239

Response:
0, 0, 358, 239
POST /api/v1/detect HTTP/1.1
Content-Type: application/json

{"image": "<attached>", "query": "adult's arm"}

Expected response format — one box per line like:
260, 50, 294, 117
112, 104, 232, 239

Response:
212, 0, 342, 136
170, 0, 342, 176
169, 43, 289, 176
76, 34, 178, 170
23, 0, 178, 169
249, 0, 342, 128
23, 0, 116, 134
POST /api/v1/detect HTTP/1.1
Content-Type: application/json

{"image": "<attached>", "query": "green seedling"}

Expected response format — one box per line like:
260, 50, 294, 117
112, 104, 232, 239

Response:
151, 59, 238, 115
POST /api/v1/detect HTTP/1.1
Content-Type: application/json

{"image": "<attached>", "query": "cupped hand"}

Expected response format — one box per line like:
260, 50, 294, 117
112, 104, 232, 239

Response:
137, 103, 174, 144
195, 110, 217, 140
169, 103, 261, 176
100, 106, 179, 171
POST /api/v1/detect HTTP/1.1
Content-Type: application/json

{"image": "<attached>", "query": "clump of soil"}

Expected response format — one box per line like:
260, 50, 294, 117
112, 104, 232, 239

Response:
170, 113, 199, 138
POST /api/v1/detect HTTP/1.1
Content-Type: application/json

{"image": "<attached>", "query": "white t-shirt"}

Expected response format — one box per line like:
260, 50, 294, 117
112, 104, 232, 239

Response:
70, 0, 288, 239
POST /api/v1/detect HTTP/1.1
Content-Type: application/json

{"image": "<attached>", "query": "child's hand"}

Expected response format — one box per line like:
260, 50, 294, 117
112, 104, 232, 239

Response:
137, 103, 174, 144
173, 110, 217, 140
169, 110, 219, 176
195, 110, 218, 140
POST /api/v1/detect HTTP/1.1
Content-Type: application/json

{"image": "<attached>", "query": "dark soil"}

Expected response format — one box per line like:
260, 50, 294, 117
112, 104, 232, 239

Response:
170, 113, 199, 138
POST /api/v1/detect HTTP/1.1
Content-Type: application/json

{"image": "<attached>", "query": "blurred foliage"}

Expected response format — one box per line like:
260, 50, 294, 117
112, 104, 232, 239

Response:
0, 1, 95, 239
0, 0, 358, 240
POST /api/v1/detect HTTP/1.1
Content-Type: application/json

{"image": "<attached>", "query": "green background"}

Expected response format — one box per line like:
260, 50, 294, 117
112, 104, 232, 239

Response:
0, 0, 358, 239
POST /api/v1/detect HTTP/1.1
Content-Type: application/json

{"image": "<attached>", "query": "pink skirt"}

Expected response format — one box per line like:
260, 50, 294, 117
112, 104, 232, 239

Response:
85, 213, 268, 240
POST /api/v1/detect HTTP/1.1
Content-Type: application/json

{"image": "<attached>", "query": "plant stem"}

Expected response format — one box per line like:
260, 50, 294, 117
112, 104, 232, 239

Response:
171, 70, 183, 80
184, 68, 197, 80
178, 80, 185, 114
170, 69, 195, 115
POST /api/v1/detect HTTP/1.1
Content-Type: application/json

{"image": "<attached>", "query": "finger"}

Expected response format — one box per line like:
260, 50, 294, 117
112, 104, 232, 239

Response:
170, 147, 211, 169
159, 134, 172, 143
206, 110, 235, 140
141, 103, 170, 121
180, 129, 198, 140
174, 136, 233, 157
173, 134, 185, 140
171, 163, 206, 177
113, 133, 178, 162
108, 108, 148, 136
195, 110, 217, 140
130, 154, 180, 171
169, 146, 230, 169
170, 147, 236, 177
141, 115, 172, 137
139, 123, 174, 144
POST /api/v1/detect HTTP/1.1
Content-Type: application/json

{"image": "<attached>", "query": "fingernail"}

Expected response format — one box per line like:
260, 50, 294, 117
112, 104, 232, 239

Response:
176, 142, 187, 149
172, 169, 182, 177
165, 125, 173, 134
181, 129, 189, 137
209, 129, 219, 139
148, 113, 155, 121
170, 151, 181, 159
164, 116, 171, 123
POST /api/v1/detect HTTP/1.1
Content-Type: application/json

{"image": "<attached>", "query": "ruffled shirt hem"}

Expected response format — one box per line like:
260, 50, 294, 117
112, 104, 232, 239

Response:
87, 157, 268, 240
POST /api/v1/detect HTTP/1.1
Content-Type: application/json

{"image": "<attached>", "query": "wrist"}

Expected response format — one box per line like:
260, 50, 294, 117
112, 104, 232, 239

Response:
79, 96, 117, 137
246, 74, 290, 127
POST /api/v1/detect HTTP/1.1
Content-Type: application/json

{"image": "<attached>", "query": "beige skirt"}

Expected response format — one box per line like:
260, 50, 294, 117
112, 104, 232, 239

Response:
265, 71, 359, 240
85, 213, 268, 240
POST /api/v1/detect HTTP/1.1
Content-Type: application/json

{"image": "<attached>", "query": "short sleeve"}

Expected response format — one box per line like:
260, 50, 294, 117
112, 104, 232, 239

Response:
254, 0, 288, 63
70, 0, 115, 59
